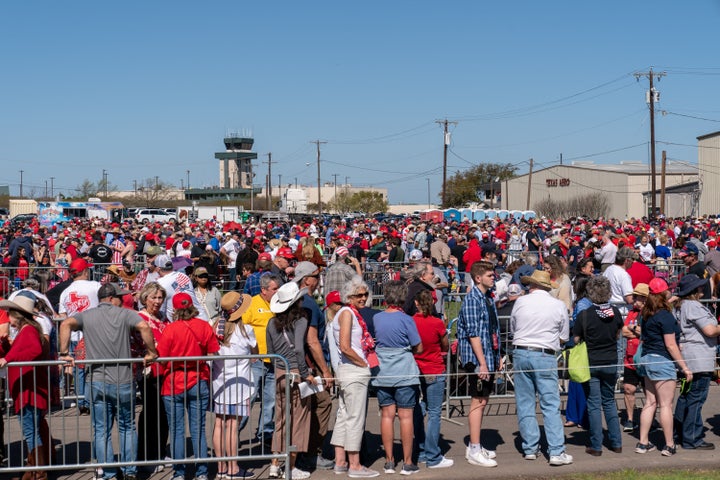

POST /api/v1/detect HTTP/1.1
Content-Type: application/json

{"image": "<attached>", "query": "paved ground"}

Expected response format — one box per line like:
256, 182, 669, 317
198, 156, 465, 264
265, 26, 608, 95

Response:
6, 384, 720, 480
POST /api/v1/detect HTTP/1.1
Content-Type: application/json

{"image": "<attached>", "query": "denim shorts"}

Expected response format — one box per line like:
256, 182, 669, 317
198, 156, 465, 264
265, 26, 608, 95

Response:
376, 385, 419, 409
642, 354, 677, 381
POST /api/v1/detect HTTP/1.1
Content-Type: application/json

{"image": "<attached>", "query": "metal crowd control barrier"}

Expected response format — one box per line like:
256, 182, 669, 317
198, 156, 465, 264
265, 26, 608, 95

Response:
2, 354, 292, 477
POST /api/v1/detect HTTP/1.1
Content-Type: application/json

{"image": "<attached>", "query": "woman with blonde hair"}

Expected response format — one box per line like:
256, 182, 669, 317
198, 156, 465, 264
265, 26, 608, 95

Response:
545, 255, 572, 312
296, 236, 326, 267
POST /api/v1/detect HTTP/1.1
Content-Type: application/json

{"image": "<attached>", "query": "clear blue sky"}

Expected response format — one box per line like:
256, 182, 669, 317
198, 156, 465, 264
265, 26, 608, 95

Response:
1, 1, 719, 204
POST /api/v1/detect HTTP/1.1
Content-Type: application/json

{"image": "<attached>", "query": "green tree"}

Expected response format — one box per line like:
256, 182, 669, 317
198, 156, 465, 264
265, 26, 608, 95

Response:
135, 178, 177, 207
348, 191, 388, 214
443, 162, 518, 208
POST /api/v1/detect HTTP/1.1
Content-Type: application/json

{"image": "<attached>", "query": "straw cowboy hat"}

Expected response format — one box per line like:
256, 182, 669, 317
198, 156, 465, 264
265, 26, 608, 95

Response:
0, 293, 37, 320
221, 292, 252, 322
520, 270, 558, 291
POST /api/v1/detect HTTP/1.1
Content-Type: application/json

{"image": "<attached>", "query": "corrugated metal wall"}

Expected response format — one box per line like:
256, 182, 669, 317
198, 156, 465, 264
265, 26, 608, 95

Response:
699, 134, 720, 216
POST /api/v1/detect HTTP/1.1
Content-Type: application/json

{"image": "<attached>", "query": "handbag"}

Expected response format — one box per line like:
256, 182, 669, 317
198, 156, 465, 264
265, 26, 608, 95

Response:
568, 341, 590, 383
567, 310, 590, 383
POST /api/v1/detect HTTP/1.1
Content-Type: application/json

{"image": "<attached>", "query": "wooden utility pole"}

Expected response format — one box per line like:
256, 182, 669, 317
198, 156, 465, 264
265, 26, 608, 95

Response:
435, 119, 457, 207
635, 68, 666, 217
526, 158, 534, 211
661, 150, 667, 215
264, 152, 273, 210
311, 140, 327, 216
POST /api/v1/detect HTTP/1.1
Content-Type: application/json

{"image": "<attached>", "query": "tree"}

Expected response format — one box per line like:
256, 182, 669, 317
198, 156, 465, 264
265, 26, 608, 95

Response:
534, 192, 609, 219
330, 190, 353, 214
76, 179, 97, 198
348, 191, 388, 214
443, 162, 518, 208
135, 177, 176, 206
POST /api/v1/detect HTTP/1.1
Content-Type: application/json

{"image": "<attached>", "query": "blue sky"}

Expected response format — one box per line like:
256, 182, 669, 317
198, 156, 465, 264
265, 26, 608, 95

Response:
1, 1, 719, 204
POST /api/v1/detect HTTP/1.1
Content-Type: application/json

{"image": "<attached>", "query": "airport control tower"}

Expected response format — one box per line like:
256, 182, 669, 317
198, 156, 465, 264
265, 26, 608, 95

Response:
214, 134, 258, 189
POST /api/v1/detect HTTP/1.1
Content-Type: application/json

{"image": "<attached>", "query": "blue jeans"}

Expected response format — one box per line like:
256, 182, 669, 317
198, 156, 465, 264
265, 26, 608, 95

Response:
674, 373, 711, 448
90, 381, 137, 479
163, 380, 210, 479
512, 349, 566, 456
18, 406, 44, 452
413, 375, 446, 466
227, 267, 237, 290
583, 366, 622, 451
240, 361, 275, 438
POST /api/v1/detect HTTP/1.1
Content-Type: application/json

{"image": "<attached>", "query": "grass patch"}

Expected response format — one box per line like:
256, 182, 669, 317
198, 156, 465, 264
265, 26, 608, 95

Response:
565, 468, 720, 480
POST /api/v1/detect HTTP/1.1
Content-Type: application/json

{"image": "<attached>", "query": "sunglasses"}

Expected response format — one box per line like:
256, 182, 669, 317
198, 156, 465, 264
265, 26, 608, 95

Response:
351, 292, 369, 298
196, 274, 209, 279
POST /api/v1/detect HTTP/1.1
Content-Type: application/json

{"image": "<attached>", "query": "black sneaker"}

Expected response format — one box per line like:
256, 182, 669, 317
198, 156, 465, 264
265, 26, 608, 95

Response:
623, 420, 634, 432
634, 442, 656, 454
661, 445, 677, 457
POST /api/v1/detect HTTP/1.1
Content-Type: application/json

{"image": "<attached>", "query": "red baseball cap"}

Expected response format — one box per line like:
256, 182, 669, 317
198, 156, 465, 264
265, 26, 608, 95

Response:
324, 290, 342, 309
258, 252, 273, 262
172, 293, 194, 311
69, 258, 94, 274
277, 247, 295, 259
648, 278, 669, 295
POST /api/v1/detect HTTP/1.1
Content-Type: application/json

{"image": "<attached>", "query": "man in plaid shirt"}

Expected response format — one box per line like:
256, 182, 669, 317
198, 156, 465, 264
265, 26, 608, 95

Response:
456, 261, 501, 468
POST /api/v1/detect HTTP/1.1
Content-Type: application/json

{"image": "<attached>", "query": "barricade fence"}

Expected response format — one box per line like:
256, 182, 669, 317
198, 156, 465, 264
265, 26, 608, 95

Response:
2, 354, 291, 476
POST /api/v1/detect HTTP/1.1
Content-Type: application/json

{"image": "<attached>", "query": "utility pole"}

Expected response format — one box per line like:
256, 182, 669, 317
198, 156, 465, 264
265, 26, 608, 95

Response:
526, 158, 534, 211
311, 140, 327, 216
50, 177, 55, 198
559, 153, 563, 165
45, 180, 48, 198
635, 68, 666, 218
19, 170, 23, 197
426, 178, 431, 208
435, 119, 457, 207
661, 150, 667, 215
332, 173, 339, 212
133, 180, 137, 197
263, 152, 273, 210
102, 169, 108, 197
186, 170, 190, 189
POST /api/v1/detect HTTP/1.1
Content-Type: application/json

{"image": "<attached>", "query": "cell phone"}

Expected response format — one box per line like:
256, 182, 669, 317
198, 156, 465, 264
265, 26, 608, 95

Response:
680, 377, 692, 395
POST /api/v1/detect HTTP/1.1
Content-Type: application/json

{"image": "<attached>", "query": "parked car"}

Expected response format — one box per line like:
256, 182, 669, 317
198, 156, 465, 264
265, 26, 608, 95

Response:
135, 208, 174, 223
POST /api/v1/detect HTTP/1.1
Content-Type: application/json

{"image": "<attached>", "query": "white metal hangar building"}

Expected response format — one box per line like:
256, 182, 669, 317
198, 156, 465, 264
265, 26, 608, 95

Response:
698, 131, 720, 216
502, 161, 699, 219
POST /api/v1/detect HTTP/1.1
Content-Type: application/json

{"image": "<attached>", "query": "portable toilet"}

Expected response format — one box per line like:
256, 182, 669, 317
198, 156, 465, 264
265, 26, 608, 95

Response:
444, 208, 460, 222
473, 209, 486, 222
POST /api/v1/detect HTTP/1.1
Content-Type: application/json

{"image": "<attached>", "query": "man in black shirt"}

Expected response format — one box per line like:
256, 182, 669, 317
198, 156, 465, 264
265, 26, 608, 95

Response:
679, 243, 711, 300
88, 233, 112, 273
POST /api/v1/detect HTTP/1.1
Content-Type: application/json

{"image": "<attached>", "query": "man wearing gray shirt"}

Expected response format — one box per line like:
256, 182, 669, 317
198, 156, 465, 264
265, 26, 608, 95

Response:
510, 270, 572, 466
59, 283, 157, 480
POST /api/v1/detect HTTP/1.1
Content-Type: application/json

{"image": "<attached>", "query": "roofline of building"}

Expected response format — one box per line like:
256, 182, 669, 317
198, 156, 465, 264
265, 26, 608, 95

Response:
510, 163, 697, 179
697, 131, 720, 141
641, 180, 700, 195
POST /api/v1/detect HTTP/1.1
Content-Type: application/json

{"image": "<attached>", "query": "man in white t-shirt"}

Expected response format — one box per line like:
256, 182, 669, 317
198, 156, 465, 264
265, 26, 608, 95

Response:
57, 257, 102, 415
154, 255, 209, 322
602, 247, 634, 310
220, 232, 241, 290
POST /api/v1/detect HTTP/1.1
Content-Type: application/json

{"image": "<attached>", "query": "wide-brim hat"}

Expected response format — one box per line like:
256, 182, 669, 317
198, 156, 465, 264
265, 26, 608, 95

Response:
677, 274, 708, 297
0, 294, 37, 320
520, 270, 558, 291
221, 292, 252, 322
270, 282, 308, 314
632, 283, 650, 297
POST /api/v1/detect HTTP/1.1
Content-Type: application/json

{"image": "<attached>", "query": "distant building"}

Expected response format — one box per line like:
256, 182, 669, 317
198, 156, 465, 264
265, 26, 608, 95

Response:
503, 161, 698, 219
698, 131, 720, 216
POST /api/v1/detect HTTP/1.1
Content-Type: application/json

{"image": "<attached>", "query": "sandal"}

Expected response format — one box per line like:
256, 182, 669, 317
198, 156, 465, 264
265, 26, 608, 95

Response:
564, 421, 577, 427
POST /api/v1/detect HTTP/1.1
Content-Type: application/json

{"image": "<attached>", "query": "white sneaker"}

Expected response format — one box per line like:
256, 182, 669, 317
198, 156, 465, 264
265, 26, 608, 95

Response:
427, 457, 454, 469
481, 446, 496, 459
467, 449, 497, 467
269, 465, 282, 479
548, 452, 573, 466
283, 468, 310, 479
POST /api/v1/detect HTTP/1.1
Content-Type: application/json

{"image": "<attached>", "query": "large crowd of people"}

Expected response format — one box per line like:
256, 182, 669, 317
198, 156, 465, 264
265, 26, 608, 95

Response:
0, 211, 719, 479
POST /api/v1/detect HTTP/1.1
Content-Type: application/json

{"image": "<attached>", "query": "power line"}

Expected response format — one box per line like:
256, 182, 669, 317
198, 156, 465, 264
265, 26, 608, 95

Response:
661, 110, 720, 123
328, 121, 437, 145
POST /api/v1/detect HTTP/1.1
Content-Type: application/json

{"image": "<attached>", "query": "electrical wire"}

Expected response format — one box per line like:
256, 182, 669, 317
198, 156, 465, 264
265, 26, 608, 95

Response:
661, 111, 720, 123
